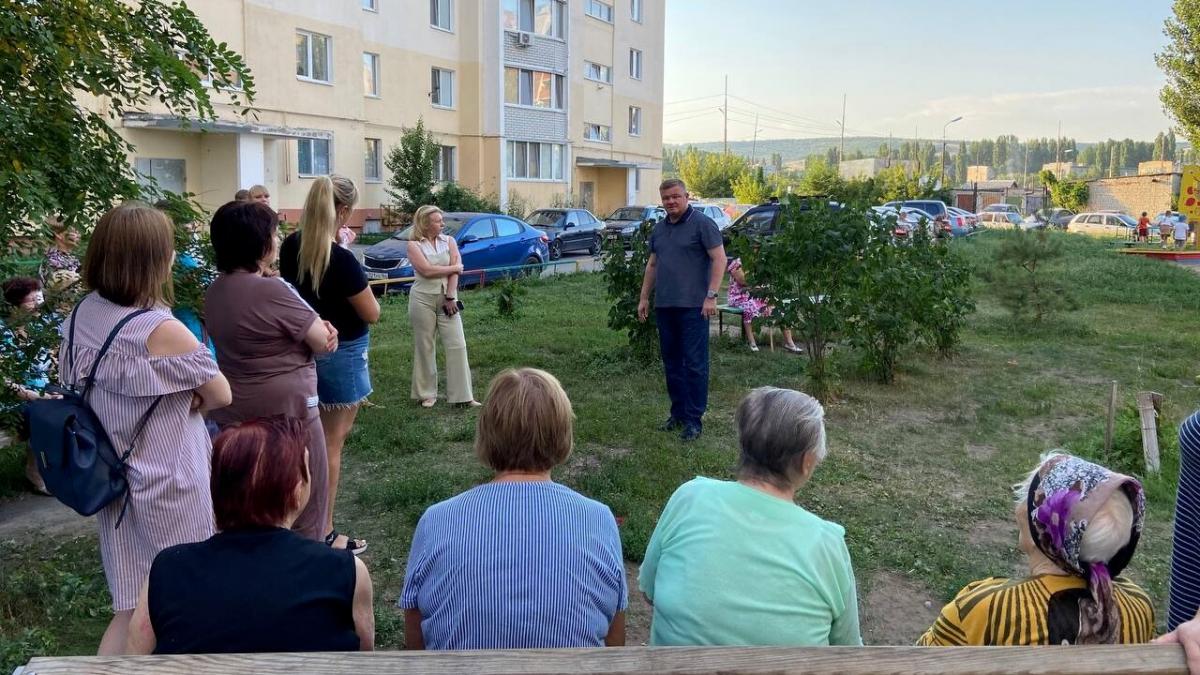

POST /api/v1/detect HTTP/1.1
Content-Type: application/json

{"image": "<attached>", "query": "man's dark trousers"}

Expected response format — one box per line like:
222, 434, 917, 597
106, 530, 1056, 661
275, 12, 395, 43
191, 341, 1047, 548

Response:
655, 307, 709, 430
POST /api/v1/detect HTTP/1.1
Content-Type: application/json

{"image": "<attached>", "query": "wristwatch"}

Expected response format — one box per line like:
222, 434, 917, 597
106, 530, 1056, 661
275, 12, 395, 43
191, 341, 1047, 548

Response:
705, 290, 718, 299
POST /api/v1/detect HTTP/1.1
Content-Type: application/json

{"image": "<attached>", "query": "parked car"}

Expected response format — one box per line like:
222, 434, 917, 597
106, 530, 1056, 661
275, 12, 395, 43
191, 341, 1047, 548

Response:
525, 208, 604, 259
691, 203, 733, 230
1066, 212, 1139, 239
362, 212, 549, 292
722, 198, 844, 246
1032, 208, 1075, 229
982, 203, 1022, 216
883, 200, 950, 221
947, 206, 979, 228
978, 211, 1024, 228
602, 205, 666, 248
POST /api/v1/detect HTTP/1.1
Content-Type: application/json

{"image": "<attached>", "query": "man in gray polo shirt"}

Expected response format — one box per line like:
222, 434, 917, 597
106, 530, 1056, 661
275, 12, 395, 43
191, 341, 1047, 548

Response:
637, 178, 727, 441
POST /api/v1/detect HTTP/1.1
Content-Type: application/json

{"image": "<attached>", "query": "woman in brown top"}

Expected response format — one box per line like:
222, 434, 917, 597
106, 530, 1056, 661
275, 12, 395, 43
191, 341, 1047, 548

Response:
203, 201, 339, 540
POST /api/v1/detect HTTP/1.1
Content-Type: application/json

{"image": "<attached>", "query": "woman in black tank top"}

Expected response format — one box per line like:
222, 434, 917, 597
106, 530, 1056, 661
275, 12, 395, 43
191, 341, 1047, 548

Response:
124, 417, 375, 654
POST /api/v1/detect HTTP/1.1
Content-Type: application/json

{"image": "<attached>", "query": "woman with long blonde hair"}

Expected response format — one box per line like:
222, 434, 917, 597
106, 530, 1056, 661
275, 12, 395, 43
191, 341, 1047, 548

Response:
407, 205, 476, 408
280, 175, 379, 555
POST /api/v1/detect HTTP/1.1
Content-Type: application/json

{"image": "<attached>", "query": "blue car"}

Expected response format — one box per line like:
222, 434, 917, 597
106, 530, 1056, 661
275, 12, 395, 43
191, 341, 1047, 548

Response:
361, 212, 549, 292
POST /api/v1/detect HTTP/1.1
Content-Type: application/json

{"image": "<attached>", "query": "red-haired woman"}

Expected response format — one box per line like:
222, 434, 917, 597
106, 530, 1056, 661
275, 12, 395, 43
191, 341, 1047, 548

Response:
125, 416, 375, 654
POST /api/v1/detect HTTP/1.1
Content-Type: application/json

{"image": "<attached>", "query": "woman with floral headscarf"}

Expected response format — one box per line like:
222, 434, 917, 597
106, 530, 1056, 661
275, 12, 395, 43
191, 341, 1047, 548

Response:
918, 452, 1154, 646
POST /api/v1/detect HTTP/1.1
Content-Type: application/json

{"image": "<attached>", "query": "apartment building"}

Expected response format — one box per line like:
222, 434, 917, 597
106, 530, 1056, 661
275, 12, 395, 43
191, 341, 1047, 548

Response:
108, 0, 664, 230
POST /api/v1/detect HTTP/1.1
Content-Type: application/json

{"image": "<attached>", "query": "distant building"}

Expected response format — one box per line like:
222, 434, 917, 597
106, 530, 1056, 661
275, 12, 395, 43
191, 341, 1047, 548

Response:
1041, 162, 1087, 179
966, 165, 994, 182
838, 158, 917, 180
1138, 160, 1177, 176
1086, 172, 1180, 217
953, 179, 1021, 212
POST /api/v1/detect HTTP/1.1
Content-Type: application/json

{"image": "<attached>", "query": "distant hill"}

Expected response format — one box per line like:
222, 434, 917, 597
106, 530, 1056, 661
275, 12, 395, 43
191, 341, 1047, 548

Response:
668, 137, 929, 163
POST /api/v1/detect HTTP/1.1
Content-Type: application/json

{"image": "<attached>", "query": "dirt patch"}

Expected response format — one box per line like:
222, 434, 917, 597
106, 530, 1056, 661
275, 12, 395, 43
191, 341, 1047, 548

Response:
560, 444, 633, 480
1027, 414, 1093, 445
967, 519, 1017, 550
0, 494, 93, 542
965, 443, 996, 460
625, 562, 652, 646
860, 571, 941, 645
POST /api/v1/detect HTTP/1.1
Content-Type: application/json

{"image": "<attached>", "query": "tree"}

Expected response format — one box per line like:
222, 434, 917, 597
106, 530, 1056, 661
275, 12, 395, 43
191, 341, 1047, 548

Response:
731, 169, 769, 204
385, 118, 439, 213
0, 1, 253, 433
675, 147, 747, 198
1039, 170, 1089, 212
1158, 0, 1200, 148
0, 0, 254, 255
799, 157, 843, 196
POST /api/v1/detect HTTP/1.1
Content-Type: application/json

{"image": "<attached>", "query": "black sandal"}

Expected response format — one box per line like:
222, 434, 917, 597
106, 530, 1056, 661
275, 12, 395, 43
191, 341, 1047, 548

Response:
325, 529, 368, 556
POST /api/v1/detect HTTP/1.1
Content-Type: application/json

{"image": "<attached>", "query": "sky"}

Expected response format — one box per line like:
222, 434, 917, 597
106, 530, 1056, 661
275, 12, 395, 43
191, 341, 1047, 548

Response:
662, 0, 1178, 145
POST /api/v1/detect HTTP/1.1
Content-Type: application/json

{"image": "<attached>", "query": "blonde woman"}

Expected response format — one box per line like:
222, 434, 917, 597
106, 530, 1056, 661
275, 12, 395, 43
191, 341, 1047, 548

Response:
247, 184, 271, 207
280, 175, 380, 555
407, 205, 476, 408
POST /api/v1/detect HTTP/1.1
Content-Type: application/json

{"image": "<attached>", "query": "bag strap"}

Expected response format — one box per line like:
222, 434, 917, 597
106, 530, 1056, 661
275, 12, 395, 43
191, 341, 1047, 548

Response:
63, 301, 84, 389
113, 394, 165, 530
80, 308, 156, 401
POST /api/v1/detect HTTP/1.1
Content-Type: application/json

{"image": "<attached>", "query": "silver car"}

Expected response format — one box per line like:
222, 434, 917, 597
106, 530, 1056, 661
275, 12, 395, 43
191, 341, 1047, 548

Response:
691, 203, 733, 230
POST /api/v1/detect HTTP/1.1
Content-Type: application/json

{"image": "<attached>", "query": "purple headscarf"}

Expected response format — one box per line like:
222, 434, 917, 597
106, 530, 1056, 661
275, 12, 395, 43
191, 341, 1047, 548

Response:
1025, 454, 1145, 644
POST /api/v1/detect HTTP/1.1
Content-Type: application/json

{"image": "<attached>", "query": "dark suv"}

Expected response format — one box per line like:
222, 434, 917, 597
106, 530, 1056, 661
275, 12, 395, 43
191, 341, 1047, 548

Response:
722, 198, 842, 246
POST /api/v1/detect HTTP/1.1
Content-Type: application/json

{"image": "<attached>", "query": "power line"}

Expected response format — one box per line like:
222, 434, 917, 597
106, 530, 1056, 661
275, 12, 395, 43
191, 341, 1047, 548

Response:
664, 93, 724, 106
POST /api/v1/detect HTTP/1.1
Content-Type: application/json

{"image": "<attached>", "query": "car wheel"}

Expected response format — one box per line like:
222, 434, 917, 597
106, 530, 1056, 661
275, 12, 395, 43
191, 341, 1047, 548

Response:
519, 256, 541, 278
588, 235, 601, 255
549, 240, 562, 260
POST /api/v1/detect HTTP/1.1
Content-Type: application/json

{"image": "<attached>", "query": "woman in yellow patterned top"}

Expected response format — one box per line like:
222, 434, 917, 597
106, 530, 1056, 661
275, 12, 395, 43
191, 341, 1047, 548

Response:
919, 453, 1154, 646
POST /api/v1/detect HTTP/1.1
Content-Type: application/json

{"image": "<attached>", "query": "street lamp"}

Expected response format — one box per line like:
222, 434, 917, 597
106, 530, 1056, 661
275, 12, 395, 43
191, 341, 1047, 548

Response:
833, 119, 845, 165
942, 116, 963, 185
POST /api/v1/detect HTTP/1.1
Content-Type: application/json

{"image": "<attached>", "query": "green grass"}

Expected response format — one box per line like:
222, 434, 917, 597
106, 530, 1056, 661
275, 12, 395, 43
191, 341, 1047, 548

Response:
3, 231, 1200, 667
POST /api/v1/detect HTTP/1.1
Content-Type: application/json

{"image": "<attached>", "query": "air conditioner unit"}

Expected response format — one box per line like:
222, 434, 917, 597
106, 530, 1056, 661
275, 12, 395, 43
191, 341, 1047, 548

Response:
517, 31, 533, 46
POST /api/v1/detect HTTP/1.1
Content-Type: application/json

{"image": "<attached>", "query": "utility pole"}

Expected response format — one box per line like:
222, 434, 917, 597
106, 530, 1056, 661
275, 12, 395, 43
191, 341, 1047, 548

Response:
1022, 138, 1028, 190
839, 93, 847, 166
888, 131, 893, 167
723, 75, 728, 154
1057, 120, 1062, 166
750, 113, 760, 161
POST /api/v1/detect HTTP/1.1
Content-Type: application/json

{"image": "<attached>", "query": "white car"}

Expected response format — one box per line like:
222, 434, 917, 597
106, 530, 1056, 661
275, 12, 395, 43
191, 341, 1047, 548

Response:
1066, 212, 1139, 239
978, 211, 1024, 228
691, 203, 733, 230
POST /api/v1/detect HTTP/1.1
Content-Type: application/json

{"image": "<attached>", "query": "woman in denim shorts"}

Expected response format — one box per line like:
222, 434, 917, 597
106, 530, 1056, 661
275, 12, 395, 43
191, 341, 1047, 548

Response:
280, 174, 380, 555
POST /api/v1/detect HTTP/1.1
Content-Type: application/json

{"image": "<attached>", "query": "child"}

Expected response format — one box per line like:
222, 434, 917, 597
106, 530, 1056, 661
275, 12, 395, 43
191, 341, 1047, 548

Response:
1175, 214, 1191, 250
1137, 212, 1150, 243
726, 258, 801, 353
1160, 213, 1174, 249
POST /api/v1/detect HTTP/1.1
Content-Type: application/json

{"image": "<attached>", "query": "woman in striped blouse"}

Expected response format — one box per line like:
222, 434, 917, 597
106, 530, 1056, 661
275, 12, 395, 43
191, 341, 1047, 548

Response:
399, 368, 627, 650
918, 452, 1154, 646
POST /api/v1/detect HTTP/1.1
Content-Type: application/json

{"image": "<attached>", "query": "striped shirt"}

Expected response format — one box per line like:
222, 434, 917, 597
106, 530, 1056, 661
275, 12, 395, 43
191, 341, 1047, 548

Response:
399, 481, 627, 650
918, 575, 1155, 646
1170, 411, 1200, 629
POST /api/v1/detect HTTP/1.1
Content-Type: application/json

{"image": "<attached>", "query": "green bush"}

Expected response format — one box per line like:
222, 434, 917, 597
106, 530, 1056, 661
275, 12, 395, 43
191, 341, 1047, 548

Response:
602, 222, 658, 363
492, 276, 527, 320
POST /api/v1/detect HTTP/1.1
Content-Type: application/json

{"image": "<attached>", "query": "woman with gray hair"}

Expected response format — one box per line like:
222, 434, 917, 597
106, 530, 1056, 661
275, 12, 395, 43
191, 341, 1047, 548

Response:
638, 386, 861, 646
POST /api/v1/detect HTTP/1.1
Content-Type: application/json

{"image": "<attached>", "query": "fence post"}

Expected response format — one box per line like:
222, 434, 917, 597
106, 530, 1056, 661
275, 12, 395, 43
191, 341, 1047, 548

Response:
1137, 391, 1164, 474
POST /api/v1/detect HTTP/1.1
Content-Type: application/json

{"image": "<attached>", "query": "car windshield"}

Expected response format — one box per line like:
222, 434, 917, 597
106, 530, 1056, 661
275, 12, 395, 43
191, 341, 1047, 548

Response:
526, 211, 564, 226
608, 207, 646, 221
392, 216, 468, 240
1116, 214, 1138, 227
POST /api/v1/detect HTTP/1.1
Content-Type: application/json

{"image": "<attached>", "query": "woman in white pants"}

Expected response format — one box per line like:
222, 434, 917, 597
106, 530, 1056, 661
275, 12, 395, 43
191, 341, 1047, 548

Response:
408, 206, 478, 408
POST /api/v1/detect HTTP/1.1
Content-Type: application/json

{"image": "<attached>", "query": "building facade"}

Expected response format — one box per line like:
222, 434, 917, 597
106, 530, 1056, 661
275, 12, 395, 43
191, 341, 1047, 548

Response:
101, 0, 664, 229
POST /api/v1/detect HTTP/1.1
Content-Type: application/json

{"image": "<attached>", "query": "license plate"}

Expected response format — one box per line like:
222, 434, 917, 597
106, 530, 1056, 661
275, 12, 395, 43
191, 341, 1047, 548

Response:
607, 234, 619, 240
365, 271, 388, 280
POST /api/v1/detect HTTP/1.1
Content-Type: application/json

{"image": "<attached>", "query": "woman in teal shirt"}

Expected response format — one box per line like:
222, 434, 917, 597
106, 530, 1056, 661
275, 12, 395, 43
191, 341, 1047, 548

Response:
639, 386, 862, 646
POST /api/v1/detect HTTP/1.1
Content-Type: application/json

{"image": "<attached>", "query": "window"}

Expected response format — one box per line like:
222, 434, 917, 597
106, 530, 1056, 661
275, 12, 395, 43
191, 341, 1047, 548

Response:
584, 123, 611, 142
585, 0, 613, 22
297, 138, 331, 176
431, 0, 453, 31
464, 220, 496, 240
431, 68, 455, 107
362, 0, 377, 10
134, 158, 186, 195
435, 145, 456, 182
507, 141, 565, 180
504, 67, 565, 109
495, 218, 523, 238
364, 138, 381, 181
295, 30, 331, 83
362, 52, 379, 97
631, 0, 642, 22
629, 106, 642, 136
1085, 214, 1103, 224
629, 48, 643, 80
584, 61, 611, 84
503, 0, 565, 37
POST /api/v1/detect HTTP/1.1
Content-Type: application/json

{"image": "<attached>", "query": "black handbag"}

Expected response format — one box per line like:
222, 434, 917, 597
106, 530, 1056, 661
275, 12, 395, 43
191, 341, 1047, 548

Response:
23, 303, 163, 528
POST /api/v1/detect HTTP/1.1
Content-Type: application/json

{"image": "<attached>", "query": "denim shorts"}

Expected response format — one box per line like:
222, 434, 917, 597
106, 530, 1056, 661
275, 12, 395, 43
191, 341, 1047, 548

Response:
315, 332, 373, 408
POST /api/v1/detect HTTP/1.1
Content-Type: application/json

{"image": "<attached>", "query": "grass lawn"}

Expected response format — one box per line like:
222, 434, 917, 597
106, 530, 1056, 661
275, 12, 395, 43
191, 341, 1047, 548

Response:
3, 230, 1200, 667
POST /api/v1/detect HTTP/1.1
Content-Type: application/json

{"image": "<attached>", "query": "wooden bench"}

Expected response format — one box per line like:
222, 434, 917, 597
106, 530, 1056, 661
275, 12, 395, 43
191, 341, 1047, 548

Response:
716, 303, 743, 336
14, 645, 1190, 674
